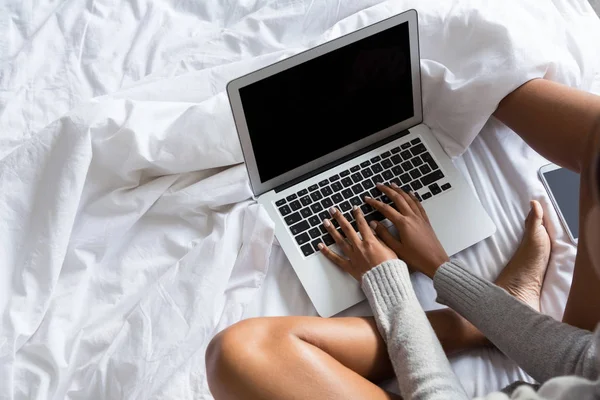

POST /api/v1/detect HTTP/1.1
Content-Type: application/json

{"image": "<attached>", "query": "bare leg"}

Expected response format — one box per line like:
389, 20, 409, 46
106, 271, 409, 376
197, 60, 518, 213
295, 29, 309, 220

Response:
205, 204, 551, 399
494, 79, 600, 330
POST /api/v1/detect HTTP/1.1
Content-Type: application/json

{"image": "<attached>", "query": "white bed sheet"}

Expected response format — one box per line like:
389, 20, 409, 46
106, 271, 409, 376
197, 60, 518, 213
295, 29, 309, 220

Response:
1, 0, 600, 399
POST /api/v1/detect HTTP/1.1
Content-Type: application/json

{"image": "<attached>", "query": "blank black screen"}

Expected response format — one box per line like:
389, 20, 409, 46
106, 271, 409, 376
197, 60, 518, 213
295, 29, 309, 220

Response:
239, 22, 414, 182
544, 168, 580, 239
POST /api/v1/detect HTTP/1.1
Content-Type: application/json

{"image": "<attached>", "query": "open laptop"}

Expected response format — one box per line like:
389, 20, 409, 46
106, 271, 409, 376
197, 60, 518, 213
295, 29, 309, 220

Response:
227, 9, 496, 317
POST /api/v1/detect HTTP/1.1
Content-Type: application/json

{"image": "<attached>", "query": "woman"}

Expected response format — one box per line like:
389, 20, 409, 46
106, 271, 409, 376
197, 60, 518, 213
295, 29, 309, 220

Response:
205, 79, 600, 399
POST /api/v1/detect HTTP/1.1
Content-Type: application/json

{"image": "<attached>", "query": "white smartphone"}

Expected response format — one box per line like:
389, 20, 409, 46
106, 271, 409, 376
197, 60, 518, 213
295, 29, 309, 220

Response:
539, 163, 580, 245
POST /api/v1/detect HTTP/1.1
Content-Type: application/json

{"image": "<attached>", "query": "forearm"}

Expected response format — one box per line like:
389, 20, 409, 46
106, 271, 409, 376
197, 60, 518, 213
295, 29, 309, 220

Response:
362, 260, 468, 400
434, 260, 597, 383
493, 79, 600, 173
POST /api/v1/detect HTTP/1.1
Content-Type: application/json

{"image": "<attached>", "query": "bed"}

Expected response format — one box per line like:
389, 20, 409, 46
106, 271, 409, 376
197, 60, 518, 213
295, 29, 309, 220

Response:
1, 0, 600, 399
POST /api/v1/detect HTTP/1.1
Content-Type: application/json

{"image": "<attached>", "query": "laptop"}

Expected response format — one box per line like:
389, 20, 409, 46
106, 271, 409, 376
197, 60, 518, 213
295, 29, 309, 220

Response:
227, 9, 496, 317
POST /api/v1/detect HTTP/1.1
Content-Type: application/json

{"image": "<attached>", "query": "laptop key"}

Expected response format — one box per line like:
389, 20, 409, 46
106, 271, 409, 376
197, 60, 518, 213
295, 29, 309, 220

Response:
412, 157, 424, 167
309, 227, 321, 238
342, 177, 353, 187
381, 158, 393, 169
400, 150, 412, 160
309, 184, 319, 192
410, 138, 422, 145
331, 182, 343, 192
319, 180, 329, 187
340, 201, 352, 212
360, 160, 371, 168
279, 205, 291, 216
276, 199, 286, 206
370, 187, 382, 197
362, 179, 374, 189
401, 160, 413, 171
371, 163, 383, 173
411, 180, 423, 191
361, 203, 374, 214
311, 239, 323, 251
321, 186, 333, 197
286, 194, 297, 201
390, 178, 401, 187
381, 151, 391, 158
321, 197, 333, 208
410, 169, 422, 180
297, 188, 308, 196
399, 173, 411, 184
429, 183, 442, 195
362, 167, 373, 178
300, 243, 314, 256
380, 194, 392, 204
290, 220, 310, 235
401, 185, 411, 193
411, 144, 427, 156
391, 146, 401, 154
392, 165, 403, 175
422, 192, 432, 200
350, 165, 360, 173
322, 234, 334, 246
419, 164, 431, 175
290, 200, 302, 211
311, 191, 323, 201
351, 183, 363, 194
310, 203, 323, 213
391, 154, 402, 165
382, 170, 393, 181
370, 155, 381, 163
414, 192, 422, 202
421, 170, 445, 186
351, 172, 363, 183
428, 160, 439, 170
365, 211, 385, 224
340, 170, 350, 177
329, 174, 340, 182
300, 207, 312, 218
296, 233, 310, 245
285, 212, 302, 225
350, 196, 362, 206
342, 189, 353, 199
319, 211, 330, 221
372, 174, 384, 184
401, 142, 411, 149
343, 212, 353, 222
319, 225, 328, 234
331, 193, 344, 203
441, 183, 452, 191
300, 195, 312, 206
308, 215, 321, 226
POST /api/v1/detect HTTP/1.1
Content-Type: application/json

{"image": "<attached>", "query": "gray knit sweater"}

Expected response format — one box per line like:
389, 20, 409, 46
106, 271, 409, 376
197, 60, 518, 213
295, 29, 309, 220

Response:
361, 259, 600, 399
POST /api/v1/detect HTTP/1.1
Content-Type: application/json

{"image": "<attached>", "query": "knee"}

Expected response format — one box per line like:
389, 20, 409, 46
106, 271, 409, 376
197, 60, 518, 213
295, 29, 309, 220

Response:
205, 318, 285, 398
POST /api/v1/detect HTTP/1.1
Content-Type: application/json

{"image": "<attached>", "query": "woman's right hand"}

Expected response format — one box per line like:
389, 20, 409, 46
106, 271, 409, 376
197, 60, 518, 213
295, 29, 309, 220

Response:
365, 183, 449, 279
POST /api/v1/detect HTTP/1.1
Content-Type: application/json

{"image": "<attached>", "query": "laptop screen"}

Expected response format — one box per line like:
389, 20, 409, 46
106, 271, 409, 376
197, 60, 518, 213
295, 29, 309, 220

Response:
239, 21, 414, 183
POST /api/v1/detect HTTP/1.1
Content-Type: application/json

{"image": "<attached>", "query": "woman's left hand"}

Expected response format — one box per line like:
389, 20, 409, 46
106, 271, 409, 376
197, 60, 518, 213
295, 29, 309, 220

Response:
318, 205, 398, 281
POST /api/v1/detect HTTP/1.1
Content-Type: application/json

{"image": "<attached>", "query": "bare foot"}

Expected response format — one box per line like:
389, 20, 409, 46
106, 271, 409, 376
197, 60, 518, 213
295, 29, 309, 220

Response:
494, 200, 551, 311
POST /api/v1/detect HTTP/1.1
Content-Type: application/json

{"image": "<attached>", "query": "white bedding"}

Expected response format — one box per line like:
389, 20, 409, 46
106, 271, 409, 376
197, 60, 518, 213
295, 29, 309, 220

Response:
1, 0, 600, 399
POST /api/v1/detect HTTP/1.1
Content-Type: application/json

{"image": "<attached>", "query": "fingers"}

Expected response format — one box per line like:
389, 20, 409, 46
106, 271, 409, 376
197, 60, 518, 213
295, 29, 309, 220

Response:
365, 193, 404, 223
391, 183, 421, 216
318, 241, 349, 267
330, 207, 361, 245
370, 220, 403, 251
322, 217, 351, 253
353, 205, 375, 242
407, 190, 430, 222
377, 183, 413, 216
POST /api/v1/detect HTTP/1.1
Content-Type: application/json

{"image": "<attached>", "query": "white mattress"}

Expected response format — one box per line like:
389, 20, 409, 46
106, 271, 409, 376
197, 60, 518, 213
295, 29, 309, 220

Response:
1, 0, 599, 399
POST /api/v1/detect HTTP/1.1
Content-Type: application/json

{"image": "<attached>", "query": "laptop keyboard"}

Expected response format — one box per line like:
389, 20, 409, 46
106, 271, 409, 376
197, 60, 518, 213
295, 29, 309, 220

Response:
274, 137, 452, 257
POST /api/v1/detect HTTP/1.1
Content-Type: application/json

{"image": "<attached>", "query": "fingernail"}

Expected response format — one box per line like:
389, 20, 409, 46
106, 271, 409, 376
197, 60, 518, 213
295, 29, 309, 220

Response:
329, 207, 337, 215
369, 221, 377, 229
353, 205, 359, 211
376, 182, 383, 187
318, 243, 324, 250
324, 219, 331, 227
391, 182, 399, 188
364, 196, 372, 200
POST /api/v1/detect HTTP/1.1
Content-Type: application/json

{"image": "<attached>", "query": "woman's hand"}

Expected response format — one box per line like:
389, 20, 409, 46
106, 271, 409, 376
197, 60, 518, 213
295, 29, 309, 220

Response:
318, 205, 398, 281
366, 183, 449, 279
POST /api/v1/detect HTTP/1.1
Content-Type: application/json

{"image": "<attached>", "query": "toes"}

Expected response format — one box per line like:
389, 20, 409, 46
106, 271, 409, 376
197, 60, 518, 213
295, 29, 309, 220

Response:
526, 200, 544, 229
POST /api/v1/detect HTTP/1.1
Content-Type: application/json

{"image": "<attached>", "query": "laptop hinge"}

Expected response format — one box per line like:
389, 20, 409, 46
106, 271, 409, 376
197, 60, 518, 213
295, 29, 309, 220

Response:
274, 130, 410, 193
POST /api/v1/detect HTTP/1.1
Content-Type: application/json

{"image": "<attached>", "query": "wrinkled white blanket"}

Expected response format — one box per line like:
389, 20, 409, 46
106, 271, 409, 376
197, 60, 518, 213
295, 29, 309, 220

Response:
1, 0, 599, 399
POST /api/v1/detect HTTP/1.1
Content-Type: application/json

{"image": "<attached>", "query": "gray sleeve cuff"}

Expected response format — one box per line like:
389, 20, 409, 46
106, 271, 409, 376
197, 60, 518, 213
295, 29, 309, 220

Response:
361, 259, 418, 315
433, 259, 495, 313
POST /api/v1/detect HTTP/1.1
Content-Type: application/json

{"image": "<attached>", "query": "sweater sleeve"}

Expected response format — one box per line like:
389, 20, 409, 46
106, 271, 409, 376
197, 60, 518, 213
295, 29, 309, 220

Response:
433, 259, 598, 384
361, 259, 469, 400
